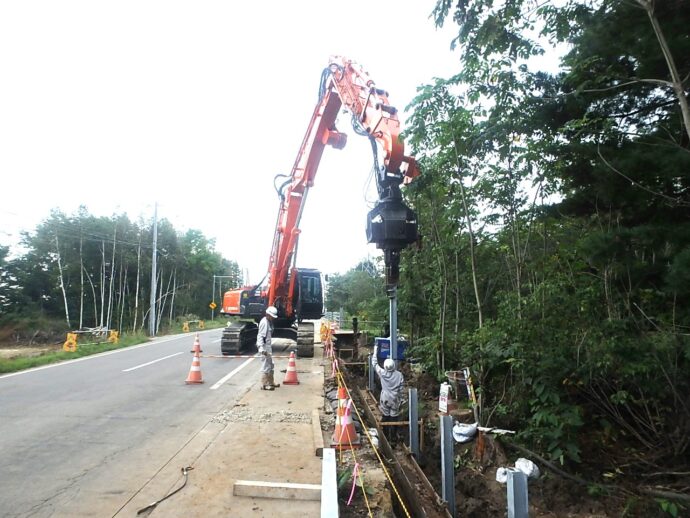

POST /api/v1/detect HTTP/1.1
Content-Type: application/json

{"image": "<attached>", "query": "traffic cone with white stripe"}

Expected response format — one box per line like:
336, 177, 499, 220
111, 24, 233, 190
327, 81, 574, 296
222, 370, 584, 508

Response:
337, 386, 348, 411
185, 350, 204, 384
331, 400, 360, 450
283, 351, 300, 385
190, 334, 203, 354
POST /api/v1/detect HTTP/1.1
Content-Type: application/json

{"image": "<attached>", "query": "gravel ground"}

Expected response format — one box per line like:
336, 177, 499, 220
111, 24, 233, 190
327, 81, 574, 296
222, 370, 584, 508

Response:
212, 407, 311, 424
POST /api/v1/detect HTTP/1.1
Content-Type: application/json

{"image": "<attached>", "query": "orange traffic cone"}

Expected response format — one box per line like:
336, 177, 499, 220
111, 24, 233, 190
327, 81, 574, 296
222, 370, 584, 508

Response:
190, 334, 203, 354
185, 350, 204, 384
331, 400, 360, 450
283, 351, 300, 385
337, 386, 348, 411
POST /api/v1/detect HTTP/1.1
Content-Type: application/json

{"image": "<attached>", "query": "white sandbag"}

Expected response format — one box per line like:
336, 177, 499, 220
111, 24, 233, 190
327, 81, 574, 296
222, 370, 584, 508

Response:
452, 421, 478, 443
495, 467, 508, 484
515, 457, 540, 479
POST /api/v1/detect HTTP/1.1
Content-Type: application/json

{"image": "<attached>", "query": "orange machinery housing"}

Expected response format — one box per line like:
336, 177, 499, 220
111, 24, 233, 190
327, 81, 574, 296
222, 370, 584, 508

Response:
220, 56, 419, 357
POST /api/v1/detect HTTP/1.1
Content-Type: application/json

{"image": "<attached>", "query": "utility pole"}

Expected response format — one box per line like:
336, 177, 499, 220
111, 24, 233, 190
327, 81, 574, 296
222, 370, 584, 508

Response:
149, 202, 158, 337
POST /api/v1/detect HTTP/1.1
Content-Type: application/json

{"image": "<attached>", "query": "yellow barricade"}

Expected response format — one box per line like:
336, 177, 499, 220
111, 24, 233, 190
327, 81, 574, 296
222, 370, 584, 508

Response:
183, 321, 190, 332
63, 332, 78, 352
198, 320, 205, 329
108, 330, 119, 344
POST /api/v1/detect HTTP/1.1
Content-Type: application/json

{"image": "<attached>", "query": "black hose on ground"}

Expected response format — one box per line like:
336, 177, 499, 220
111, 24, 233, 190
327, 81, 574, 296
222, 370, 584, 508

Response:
136, 466, 194, 515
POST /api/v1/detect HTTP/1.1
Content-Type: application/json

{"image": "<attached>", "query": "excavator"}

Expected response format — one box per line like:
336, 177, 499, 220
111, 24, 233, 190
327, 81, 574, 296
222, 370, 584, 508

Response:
220, 56, 419, 357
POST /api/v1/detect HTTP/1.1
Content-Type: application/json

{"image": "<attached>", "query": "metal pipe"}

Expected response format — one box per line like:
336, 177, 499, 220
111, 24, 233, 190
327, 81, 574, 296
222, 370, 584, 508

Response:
507, 469, 529, 518
368, 352, 375, 391
409, 387, 419, 458
440, 415, 457, 517
388, 286, 397, 365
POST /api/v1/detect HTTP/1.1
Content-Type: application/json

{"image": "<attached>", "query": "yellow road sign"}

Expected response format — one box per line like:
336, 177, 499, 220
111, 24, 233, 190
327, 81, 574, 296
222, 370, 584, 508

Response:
209, 302, 217, 310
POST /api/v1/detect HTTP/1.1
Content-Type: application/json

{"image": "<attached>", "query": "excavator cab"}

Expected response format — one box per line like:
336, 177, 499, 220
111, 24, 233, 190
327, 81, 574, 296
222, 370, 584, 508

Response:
293, 268, 324, 321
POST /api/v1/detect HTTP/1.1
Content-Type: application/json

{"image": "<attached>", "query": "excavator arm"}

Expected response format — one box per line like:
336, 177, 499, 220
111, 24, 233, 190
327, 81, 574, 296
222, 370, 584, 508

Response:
267, 55, 419, 318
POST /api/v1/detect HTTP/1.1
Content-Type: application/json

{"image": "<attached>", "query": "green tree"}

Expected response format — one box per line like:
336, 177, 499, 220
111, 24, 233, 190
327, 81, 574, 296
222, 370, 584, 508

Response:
325, 260, 387, 321
397, 0, 690, 476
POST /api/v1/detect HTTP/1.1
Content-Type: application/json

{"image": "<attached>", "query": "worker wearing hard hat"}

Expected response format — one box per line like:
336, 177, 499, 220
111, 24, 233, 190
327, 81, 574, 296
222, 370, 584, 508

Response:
257, 306, 280, 390
372, 346, 404, 435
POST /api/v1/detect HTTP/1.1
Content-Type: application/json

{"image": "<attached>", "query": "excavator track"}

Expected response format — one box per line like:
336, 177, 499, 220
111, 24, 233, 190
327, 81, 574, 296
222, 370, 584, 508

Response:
221, 321, 258, 355
296, 321, 314, 358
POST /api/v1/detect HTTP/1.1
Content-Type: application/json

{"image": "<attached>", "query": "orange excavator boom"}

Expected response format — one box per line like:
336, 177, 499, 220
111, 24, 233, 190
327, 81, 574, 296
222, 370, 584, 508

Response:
267, 56, 418, 317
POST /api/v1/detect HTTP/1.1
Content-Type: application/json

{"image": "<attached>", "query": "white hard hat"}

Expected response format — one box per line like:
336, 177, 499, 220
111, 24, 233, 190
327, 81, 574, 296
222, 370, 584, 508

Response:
383, 359, 395, 371
266, 306, 278, 318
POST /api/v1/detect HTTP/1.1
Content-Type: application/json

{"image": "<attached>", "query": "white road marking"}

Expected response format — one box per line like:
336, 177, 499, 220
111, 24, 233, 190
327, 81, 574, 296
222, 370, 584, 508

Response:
122, 352, 184, 372
0, 331, 222, 380
210, 357, 255, 390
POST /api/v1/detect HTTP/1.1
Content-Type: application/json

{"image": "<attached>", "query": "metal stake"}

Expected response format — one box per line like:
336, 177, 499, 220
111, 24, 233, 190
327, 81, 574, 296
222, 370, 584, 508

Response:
388, 286, 398, 365
507, 469, 529, 518
409, 388, 419, 458
368, 352, 375, 392
440, 415, 457, 517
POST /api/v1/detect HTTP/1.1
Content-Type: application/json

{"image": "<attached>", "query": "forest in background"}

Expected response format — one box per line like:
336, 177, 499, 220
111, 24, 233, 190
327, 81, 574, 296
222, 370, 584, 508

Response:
0, 208, 242, 335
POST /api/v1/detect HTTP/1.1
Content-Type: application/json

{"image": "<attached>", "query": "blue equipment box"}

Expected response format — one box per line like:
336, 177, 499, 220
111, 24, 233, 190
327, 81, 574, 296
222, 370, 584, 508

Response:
374, 337, 408, 360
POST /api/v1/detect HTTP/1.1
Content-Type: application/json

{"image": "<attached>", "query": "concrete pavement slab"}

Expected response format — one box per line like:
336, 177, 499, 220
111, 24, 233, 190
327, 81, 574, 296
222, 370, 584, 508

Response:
116, 347, 326, 518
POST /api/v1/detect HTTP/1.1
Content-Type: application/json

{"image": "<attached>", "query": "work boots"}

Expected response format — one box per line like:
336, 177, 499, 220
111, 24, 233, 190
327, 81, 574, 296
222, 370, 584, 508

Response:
268, 372, 280, 389
260, 373, 274, 391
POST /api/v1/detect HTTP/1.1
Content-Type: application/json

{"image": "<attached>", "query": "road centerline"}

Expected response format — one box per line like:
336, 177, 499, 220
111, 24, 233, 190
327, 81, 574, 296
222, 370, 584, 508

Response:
123, 352, 184, 372
210, 358, 255, 390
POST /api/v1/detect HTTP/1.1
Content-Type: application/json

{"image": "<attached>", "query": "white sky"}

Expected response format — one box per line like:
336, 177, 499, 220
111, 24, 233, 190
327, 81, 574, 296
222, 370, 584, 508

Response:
0, 1, 459, 283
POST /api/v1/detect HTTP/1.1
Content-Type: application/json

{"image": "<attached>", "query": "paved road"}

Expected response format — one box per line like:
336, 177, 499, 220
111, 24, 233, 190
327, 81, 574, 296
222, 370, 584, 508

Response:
0, 329, 270, 518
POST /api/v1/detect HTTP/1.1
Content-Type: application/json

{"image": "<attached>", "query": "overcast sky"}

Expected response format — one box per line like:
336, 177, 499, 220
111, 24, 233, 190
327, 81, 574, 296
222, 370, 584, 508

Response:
0, 1, 459, 282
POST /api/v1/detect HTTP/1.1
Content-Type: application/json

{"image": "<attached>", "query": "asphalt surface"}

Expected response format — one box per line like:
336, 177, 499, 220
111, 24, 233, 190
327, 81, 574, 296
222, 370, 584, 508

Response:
0, 329, 266, 518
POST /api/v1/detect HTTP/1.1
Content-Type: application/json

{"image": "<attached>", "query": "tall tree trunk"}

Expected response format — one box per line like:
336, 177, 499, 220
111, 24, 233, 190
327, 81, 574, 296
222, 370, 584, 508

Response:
54, 234, 71, 327
133, 234, 141, 333
157, 268, 172, 334
452, 139, 483, 328
115, 255, 124, 332
454, 251, 460, 352
440, 276, 447, 374
100, 241, 105, 328
506, 154, 523, 320
106, 226, 117, 330
169, 268, 177, 325
430, 199, 449, 374
637, 0, 690, 142
120, 281, 128, 335
154, 268, 164, 334
84, 268, 98, 326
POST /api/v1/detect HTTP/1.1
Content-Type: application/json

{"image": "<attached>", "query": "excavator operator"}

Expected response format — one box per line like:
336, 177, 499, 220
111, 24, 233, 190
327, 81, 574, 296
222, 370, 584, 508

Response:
258, 306, 280, 390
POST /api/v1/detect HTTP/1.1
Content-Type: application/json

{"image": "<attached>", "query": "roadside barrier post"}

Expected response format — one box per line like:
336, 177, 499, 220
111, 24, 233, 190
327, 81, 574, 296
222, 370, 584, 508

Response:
440, 414, 457, 517
409, 387, 419, 458
507, 469, 529, 518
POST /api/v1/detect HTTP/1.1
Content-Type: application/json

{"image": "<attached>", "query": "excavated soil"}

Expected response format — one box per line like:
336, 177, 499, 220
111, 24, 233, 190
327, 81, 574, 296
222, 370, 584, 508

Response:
335, 350, 656, 518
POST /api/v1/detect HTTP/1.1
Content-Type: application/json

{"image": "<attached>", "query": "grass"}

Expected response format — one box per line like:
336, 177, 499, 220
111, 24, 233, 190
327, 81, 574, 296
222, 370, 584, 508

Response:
0, 318, 229, 375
